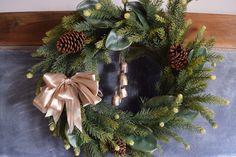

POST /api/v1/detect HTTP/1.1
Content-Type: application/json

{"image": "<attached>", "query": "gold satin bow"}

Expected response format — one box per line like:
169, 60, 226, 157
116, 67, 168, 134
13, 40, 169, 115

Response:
33, 72, 102, 133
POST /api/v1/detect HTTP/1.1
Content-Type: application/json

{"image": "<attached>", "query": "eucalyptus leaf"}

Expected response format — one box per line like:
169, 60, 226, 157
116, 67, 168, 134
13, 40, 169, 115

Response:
177, 110, 198, 123
196, 47, 207, 57
87, 19, 113, 29
146, 96, 176, 107
65, 128, 82, 148
188, 47, 207, 69
188, 47, 207, 62
127, 2, 149, 30
127, 134, 158, 153
188, 49, 194, 62
77, 0, 98, 11
105, 29, 132, 51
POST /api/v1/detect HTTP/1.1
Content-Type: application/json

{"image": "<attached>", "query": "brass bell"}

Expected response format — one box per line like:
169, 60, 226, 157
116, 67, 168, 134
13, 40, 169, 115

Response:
119, 73, 128, 86
119, 88, 128, 98
112, 93, 121, 106
120, 62, 128, 73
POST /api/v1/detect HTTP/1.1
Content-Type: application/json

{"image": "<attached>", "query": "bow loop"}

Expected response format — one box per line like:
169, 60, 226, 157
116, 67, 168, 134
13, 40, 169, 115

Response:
33, 72, 102, 133
43, 73, 67, 88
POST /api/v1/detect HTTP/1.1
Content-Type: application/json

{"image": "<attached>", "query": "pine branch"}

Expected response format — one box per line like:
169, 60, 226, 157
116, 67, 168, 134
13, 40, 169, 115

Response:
84, 120, 113, 142
187, 94, 229, 106
188, 103, 215, 125
83, 141, 103, 157
167, 117, 202, 133
73, 21, 94, 32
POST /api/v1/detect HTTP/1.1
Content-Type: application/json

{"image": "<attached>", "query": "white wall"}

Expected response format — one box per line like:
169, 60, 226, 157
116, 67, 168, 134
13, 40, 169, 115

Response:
0, 0, 236, 15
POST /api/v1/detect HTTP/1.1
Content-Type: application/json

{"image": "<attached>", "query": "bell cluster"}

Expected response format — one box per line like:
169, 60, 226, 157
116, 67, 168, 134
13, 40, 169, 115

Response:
112, 62, 128, 106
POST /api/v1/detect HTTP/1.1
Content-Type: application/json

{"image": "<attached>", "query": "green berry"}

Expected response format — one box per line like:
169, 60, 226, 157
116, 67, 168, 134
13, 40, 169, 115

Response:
200, 128, 206, 134
26, 72, 33, 79
114, 114, 120, 120
173, 107, 179, 113
210, 75, 216, 80
95, 3, 102, 10
83, 10, 92, 17
127, 140, 134, 146
64, 143, 71, 150
185, 144, 190, 150
159, 122, 165, 128
212, 123, 218, 129
74, 147, 80, 156
124, 13, 131, 19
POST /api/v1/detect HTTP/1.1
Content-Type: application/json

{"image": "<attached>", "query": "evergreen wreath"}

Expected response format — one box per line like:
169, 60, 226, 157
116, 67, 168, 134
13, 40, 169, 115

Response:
27, 0, 230, 156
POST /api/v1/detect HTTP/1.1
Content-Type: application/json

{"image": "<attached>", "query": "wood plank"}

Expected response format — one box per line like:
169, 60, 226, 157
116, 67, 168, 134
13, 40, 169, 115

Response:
0, 12, 235, 48
185, 13, 236, 49
0, 12, 72, 46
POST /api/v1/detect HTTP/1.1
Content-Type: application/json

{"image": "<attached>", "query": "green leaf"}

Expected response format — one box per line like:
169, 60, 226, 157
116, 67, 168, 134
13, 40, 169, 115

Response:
105, 29, 132, 51
177, 110, 198, 123
127, 134, 158, 153
77, 0, 98, 11
86, 19, 113, 28
127, 2, 149, 30
146, 96, 176, 107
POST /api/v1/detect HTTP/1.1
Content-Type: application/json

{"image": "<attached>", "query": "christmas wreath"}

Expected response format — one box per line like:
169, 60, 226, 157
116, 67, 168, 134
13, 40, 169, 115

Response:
26, 0, 230, 156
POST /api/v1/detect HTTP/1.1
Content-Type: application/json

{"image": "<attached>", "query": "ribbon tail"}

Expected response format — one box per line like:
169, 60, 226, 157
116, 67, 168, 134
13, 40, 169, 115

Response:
74, 99, 83, 132
66, 99, 82, 133
45, 106, 63, 124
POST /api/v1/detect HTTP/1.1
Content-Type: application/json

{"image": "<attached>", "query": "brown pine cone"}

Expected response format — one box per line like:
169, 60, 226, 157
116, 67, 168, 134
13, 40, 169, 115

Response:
168, 44, 188, 71
56, 31, 86, 54
113, 138, 126, 156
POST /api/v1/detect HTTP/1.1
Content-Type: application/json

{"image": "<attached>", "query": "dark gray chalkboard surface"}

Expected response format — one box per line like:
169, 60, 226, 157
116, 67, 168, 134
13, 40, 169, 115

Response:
0, 48, 235, 157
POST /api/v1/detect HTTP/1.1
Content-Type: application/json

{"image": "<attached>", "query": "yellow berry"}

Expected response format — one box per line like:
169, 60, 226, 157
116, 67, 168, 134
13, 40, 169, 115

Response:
83, 10, 92, 17
212, 123, 218, 129
127, 140, 134, 146
26, 72, 33, 79
173, 107, 179, 113
124, 13, 131, 19
159, 122, 165, 128
95, 3, 102, 10
210, 75, 216, 80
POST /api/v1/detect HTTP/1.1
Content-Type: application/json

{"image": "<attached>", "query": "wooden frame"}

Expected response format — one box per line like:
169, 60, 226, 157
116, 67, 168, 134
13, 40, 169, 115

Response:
0, 12, 235, 49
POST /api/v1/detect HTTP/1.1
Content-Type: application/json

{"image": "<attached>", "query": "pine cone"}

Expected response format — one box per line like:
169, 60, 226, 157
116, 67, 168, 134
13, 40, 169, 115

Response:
113, 138, 126, 156
56, 31, 85, 54
168, 44, 188, 71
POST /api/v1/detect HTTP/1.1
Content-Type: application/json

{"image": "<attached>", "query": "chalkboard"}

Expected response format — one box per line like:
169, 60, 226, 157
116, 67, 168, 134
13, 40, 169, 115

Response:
0, 48, 235, 157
